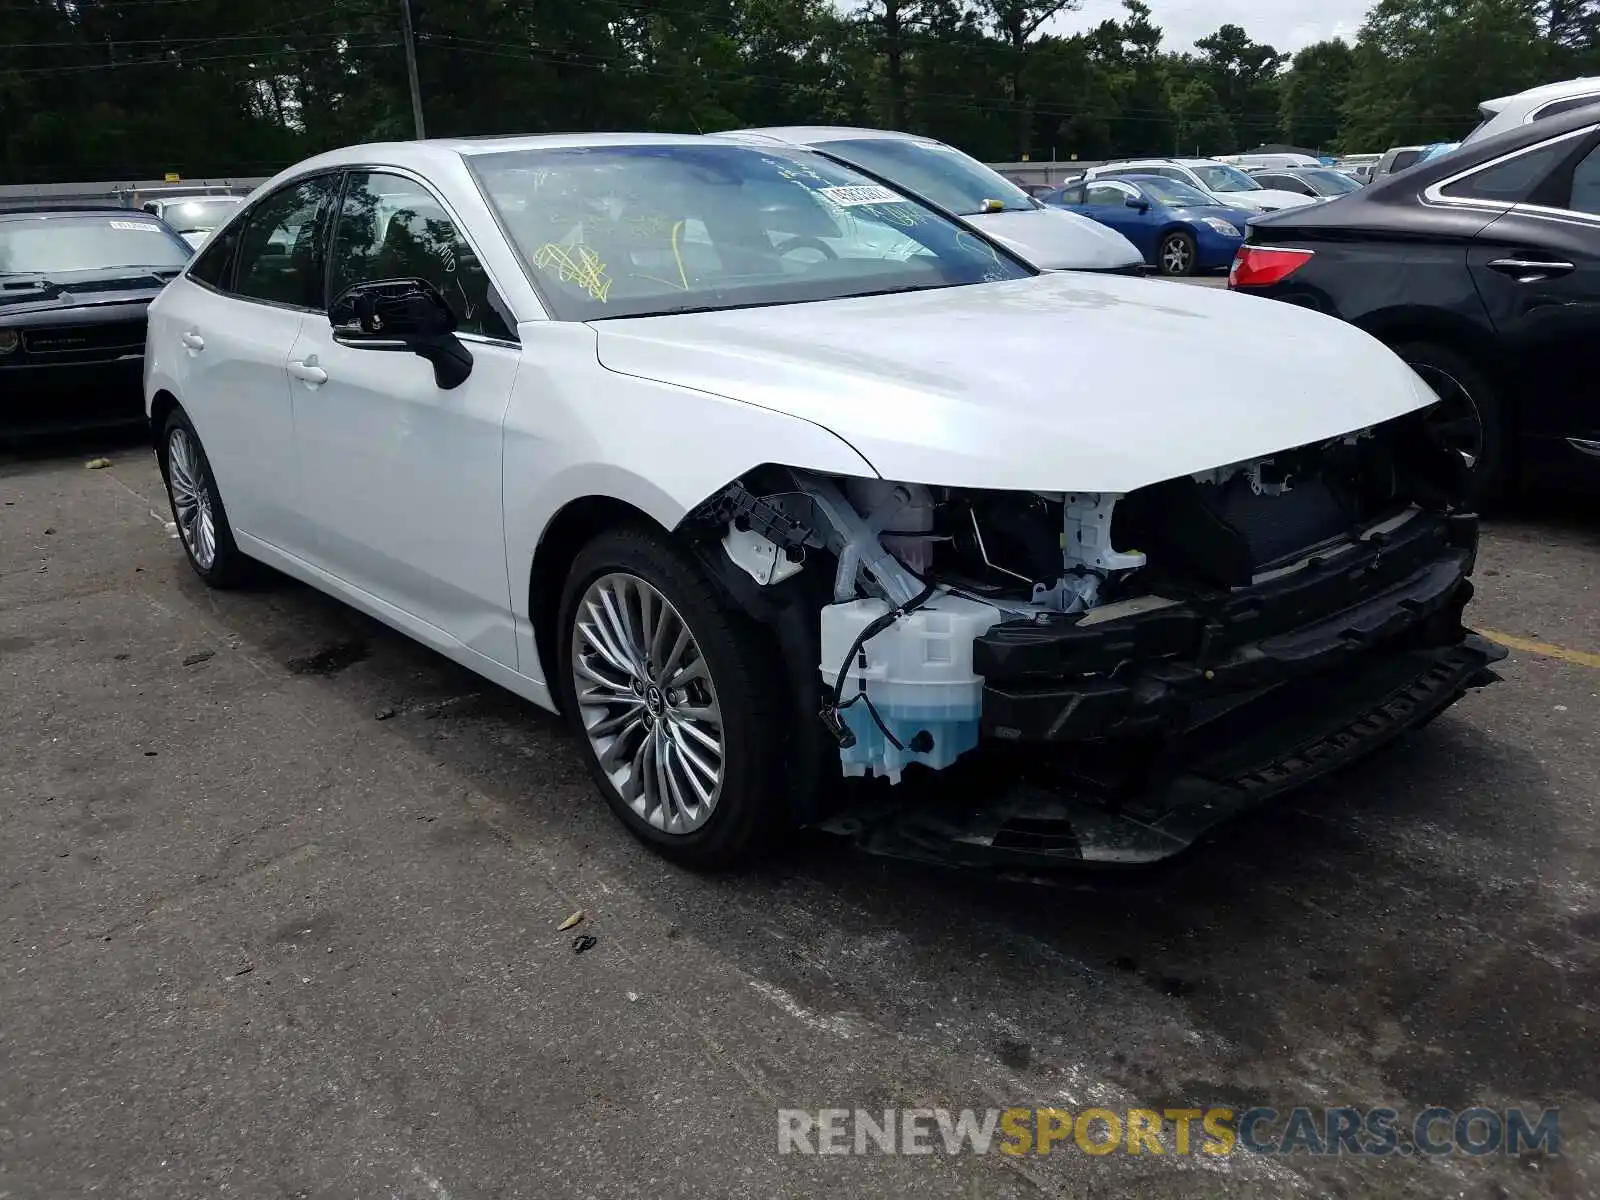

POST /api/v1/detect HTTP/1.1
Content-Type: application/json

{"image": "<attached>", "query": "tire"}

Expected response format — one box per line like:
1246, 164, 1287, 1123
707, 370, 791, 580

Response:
158, 406, 252, 588
1392, 341, 1509, 507
555, 526, 785, 869
1157, 230, 1197, 276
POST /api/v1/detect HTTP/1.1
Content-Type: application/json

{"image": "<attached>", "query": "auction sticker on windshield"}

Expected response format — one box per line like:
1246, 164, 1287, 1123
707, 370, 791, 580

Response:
109, 221, 162, 232
818, 185, 909, 207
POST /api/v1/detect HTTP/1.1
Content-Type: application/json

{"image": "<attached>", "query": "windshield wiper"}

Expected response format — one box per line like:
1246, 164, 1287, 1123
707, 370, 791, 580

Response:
840, 282, 949, 300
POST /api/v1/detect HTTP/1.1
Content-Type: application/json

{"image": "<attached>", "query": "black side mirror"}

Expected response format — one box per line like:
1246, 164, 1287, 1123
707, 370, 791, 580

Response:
330, 278, 473, 390
1125, 196, 1150, 212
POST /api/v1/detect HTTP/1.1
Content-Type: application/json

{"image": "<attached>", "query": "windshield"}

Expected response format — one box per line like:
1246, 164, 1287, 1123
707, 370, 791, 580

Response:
1300, 169, 1362, 195
1132, 177, 1215, 207
1192, 164, 1262, 193
0, 214, 191, 275
160, 198, 241, 234
810, 137, 1035, 215
470, 143, 1032, 321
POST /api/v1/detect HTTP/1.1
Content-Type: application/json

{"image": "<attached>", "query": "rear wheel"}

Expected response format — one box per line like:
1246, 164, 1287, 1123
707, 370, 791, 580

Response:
556, 527, 785, 868
159, 407, 252, 587
1158, 230, 1197, 276
1392, 341, 1509, 507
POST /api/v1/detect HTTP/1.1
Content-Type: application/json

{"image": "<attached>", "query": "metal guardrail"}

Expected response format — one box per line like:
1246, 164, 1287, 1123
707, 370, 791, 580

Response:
987, 161, 1108, 186
0, 178, 270, 209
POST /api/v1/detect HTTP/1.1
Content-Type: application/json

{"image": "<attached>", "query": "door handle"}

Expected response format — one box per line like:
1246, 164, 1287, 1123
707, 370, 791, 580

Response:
1487, 257, 1576, 282
180, 331, 205, 352
287, 359, 328, 386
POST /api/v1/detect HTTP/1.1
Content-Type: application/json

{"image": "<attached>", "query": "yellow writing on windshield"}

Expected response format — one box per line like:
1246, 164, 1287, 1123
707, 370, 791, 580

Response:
533, 242, 613, 303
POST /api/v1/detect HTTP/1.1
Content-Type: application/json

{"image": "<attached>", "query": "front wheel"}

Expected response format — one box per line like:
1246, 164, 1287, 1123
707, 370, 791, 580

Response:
555, 527, 786, 868
1157, 230, 1197, 276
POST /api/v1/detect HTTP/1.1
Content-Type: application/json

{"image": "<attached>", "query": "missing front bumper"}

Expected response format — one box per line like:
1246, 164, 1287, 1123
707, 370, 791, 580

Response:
822, 632, 1505, 869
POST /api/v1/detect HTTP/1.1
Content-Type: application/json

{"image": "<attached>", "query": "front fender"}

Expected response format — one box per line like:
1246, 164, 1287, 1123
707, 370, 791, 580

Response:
502, 322, 881, 626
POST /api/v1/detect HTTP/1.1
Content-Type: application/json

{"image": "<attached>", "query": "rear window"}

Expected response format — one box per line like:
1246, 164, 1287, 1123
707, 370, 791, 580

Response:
0, 214, 191, 275
811, 137, 1035, 215
160, 198, 242, 235
1440, 141, 1570, 203
1530, 94, 1600, 123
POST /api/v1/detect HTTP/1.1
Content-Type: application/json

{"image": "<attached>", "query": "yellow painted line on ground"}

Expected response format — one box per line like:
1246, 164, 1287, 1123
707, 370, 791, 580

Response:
1480, 630, 1600, 670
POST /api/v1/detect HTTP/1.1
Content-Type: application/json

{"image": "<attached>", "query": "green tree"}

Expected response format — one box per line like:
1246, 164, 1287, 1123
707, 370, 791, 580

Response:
1341, 0, 1550, 148
1170, 76, 1234, 156
1192, 22, 1285, 149
1280, 39, 1354, 151
974, 0, 1084, 157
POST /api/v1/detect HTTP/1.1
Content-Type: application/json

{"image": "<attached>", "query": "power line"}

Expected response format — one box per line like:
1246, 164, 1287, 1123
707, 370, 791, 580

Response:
0, 41, 399, 80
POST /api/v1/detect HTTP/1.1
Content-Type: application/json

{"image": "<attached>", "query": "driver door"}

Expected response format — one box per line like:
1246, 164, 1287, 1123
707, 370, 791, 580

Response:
1080, 181, 1154, 257
287, 169, 524, 669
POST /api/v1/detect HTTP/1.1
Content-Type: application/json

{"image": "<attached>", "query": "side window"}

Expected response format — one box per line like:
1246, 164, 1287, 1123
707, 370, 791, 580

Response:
1441, 142, 1570, 204
233, 176, 338, 307
1566, 144, 1600, 214
188, 219, 242, 290
329, 171, 513, 341
1086, 183, 1131, 206
1391, 151, 1422, 174
1532, 94, 1600, 123
1058, 184, 1086, 205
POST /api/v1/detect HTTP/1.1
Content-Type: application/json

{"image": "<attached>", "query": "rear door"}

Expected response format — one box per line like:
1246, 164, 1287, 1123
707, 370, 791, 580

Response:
154, 174, 339, 549
1457, 125, 1600, 455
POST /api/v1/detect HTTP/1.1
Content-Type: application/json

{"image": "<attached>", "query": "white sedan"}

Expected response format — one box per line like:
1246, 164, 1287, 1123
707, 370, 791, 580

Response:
145, 133, 1502, 868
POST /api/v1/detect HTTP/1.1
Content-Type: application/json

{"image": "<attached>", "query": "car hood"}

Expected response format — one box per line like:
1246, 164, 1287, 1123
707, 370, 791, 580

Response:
958, 207, 1143, 270
0, 276, 170, 320
592, 273, 1437, 494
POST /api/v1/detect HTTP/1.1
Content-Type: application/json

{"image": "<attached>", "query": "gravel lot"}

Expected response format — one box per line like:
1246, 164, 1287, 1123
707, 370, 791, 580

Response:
2, 429, 1597, 1200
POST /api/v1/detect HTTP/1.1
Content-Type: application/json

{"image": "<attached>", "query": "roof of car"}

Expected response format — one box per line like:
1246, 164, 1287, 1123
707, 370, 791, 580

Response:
721, 127, 939, 147
1482, 76, 1600, 113
0, 204, 158, 218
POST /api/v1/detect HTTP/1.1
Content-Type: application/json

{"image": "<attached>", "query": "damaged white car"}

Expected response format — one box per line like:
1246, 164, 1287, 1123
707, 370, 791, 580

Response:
144, 134, 1505, 868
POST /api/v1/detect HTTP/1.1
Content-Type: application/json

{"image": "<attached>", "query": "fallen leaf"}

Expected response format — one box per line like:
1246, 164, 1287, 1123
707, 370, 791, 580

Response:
558, 910, 585, 932
84, 458, 112, 470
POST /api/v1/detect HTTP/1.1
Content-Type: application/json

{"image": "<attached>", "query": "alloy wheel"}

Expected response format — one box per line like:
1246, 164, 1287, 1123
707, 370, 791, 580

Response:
1161, 235, 1193, 275
570, 572, 724, 835
1409, 362, 1485, 470
166, 426, 217, 570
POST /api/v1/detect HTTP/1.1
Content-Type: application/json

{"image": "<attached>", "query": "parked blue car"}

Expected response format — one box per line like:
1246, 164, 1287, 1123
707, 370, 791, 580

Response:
1041, 174, 1255, 276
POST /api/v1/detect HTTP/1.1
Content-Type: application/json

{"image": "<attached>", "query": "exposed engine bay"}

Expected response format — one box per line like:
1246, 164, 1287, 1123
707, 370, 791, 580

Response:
684, 405, 1502, 862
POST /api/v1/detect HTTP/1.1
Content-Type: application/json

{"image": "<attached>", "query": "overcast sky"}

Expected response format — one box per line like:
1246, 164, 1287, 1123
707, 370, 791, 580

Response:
1052, 0, 1372, 53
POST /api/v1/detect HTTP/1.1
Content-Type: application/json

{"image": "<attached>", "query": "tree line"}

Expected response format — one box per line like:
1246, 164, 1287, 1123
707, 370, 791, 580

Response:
1, 0, 1597, 184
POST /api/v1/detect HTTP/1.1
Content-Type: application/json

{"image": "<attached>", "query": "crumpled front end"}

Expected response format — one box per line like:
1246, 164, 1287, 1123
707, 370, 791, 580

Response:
682, 403, 1504, 867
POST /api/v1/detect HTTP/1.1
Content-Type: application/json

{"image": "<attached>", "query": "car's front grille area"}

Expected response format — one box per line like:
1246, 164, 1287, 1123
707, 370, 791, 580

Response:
21, 320, 145, 363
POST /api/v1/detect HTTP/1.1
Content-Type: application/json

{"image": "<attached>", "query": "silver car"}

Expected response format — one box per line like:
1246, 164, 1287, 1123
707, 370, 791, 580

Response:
140, 195, 245, 249
721, 127, 1146, 273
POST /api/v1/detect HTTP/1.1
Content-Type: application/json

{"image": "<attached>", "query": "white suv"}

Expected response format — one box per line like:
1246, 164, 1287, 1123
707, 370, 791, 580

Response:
1464, 77, 1600, 144
1084, 158, 1316, 212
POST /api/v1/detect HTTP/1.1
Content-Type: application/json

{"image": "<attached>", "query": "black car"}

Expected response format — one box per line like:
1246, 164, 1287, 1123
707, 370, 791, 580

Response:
1, 206, 192, 434
1230, 104, 1600, 501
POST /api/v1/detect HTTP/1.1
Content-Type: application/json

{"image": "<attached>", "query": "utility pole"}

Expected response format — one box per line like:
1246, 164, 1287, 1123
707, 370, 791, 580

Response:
399, 0, 426, 140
